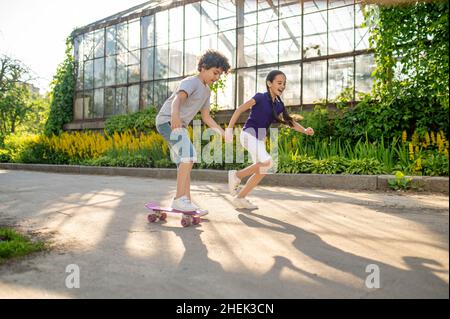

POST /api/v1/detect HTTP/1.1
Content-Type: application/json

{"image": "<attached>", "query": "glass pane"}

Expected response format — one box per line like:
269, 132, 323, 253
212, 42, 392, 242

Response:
83, 32, 94, 60
237, 68, 256, 105
355, 3, 365, 27
258, 0, 278, 24
328, 7, 354, 54
303, 60, 326, 104
116, 53, 128, 85
328, 57, 354, 100
202, 0, 218, 36
237, 26, 257, 67
185, 3, 201, 39
155, 10, 169, 46
218, 0, 236, 31
218, 31, 236, 69
76, 62, 83, 91
155, 45, 169, 79
279, 16, 301, 61
74, 93, 84, 120
141, 15, 155, 48
74, 35, 83, 63
184, 38, 201, 75
104, 88, 115, 117
355, 53, 375, 96
116, 23, 128, 53
105, 56, 116, 86
279, 63, 301, 106
106, 26, 116, 56
279, 0, 302, 19
128, 50, 140, 83
201, 34, 218, 52
142, 82, 154, 108
355, 27, 369, 50
94, 88, 104, 118
169, 41, 183, 78
94, 58, 104, 88
153, 80, 168, 109
128, 65, 140, 84
84, 60, 94, 90
94, 29, 104, 58
167, 79, 179, 100
129, 49, 140, 67
169, 6, 184, 42
129, 20, 140, 51
303, 12, 327, 58
304, 0, 327, 14
115, 87, 127, 115
329, 0, 354, 9
258, 21, 278, 65
256, 66, 273, 94
217, 72, 235, 110
83, 90, 94, 119
141, 47, 154, 81
127, 85, 140, 113
240, 1, 257, 27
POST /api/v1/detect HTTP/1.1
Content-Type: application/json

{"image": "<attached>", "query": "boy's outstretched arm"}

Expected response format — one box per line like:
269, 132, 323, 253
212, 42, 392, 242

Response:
201, 107, 225, 137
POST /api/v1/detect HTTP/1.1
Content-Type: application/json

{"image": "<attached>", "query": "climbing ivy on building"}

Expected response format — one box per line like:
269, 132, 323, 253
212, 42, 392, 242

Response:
44, 37, 75, 136
364, 1, 449, 137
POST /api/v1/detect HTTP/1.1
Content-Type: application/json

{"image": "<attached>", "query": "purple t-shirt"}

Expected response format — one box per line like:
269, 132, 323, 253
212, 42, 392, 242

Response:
243, 92, 284, 139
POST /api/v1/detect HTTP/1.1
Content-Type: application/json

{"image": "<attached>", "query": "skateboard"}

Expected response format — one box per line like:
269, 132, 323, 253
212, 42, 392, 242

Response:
144, 202, 202, 227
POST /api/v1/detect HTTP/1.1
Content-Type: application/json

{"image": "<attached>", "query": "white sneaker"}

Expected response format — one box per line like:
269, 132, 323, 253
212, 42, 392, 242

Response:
231, 196, 258, 209
190, 201, 209, 217
172, 196, 197, 212
228, 170, 241, 196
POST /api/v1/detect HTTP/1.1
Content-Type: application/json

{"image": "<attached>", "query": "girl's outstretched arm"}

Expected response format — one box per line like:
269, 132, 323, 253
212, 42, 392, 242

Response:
292, 121, 314, 136
228, 99, 256, 129
225, 99, 256, 142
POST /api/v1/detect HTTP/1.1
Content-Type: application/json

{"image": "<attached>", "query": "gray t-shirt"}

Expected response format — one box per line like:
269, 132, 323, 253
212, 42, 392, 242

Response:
155, 76, 211, 127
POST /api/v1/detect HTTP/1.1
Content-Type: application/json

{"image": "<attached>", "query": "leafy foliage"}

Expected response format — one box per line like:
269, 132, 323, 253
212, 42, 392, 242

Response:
44, 37, 75, 136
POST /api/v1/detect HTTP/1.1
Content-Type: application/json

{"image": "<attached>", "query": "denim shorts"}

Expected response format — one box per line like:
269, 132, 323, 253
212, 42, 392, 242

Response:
156, 122, 197, 165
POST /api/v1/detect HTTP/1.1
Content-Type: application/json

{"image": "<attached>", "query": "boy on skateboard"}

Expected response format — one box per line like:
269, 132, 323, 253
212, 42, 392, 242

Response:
155, 50, 231, 215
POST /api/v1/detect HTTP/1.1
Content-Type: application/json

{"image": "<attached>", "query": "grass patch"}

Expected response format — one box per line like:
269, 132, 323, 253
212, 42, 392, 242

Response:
0, 227, 45, 264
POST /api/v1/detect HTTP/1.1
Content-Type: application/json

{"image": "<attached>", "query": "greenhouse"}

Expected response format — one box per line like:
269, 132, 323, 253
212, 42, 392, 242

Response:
69, 0, 375, 128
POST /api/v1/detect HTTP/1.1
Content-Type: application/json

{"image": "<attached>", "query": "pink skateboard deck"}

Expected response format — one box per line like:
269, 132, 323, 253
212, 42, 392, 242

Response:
144, 202, 202, 227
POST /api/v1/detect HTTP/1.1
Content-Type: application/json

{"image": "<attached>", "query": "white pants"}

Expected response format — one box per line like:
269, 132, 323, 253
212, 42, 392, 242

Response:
240, 130, 272, 164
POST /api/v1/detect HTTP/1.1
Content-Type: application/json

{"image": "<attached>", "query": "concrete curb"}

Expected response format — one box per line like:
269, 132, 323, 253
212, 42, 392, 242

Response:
1, 163, 448, 194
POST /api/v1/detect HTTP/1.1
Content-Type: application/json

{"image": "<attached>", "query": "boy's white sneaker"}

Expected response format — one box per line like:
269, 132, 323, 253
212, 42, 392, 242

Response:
231, 196, 258, 209
190, 201, 209, 217
172, 196, 197, 212
228, 170, 241, 196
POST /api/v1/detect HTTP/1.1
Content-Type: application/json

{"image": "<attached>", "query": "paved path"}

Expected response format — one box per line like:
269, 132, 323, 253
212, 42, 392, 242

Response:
0, 169, 448, 298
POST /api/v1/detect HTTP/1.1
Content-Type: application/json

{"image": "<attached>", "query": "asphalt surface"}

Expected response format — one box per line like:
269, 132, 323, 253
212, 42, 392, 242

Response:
0, 169, 448, 298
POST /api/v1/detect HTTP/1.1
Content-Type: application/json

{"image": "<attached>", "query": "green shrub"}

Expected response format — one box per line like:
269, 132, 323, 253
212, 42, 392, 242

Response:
422, 154, 449, 176
344, 158, 383, 175
104, 107, 158, 135
0, 149, 11, 163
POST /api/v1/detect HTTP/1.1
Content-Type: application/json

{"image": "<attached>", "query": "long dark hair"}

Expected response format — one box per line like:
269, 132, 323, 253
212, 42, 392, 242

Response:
266, 70, 294, 127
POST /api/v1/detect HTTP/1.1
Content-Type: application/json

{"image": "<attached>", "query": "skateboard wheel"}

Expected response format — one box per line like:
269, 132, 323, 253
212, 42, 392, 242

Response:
147, 214, 158, 223
181, 217, 191, 227
159, 212, 167, 221
192, 216, 201, 225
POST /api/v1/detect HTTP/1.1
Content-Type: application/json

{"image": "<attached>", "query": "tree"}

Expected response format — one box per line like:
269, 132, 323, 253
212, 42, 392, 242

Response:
0, 55, 34, 144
